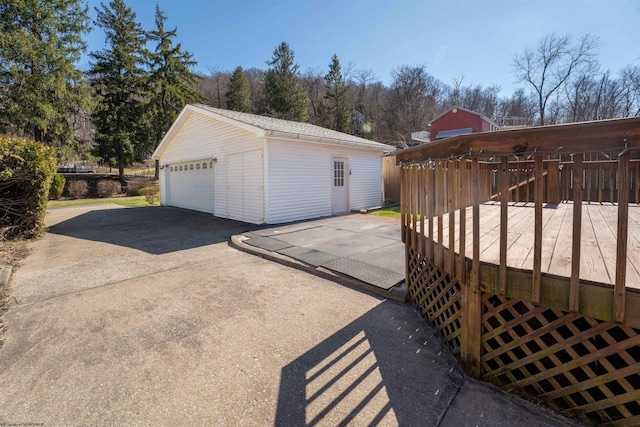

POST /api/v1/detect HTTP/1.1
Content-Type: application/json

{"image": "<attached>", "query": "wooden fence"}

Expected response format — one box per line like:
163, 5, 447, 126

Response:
396, 117, 640, 426
383, 155, 401, 204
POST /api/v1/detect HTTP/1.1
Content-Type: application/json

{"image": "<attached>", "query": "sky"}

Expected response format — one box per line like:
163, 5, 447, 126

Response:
80, 0, 640, 97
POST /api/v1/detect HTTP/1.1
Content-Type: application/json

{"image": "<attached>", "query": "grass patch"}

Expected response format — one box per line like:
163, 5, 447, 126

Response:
370, 205, 401, 218
123, 167, 154, 176
48, 196, 156, 209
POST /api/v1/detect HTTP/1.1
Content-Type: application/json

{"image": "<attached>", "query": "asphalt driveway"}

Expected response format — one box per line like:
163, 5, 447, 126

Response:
0, 205, 580, 426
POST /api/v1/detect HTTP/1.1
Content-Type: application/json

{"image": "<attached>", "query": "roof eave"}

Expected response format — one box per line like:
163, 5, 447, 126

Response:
191, 104, 266, 137
265, 130, 394, 152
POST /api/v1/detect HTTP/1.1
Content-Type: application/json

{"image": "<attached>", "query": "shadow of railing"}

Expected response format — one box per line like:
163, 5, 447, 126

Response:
275, 301, 464, 426
46, 206, 248, 255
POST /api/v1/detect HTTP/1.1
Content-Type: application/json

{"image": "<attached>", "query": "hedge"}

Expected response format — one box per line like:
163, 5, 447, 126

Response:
49, 174, 66, 200
0, 134, 56, 240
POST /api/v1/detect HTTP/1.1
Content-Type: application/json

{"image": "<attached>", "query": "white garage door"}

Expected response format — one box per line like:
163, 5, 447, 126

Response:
166, 160, 214, 214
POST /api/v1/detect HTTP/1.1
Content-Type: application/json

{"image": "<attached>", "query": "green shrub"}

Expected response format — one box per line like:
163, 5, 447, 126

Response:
0, 134, 56, 240
67, 180, 88, 199
49, 174, 66, 200
96, 179, 121, 198
125, 177, 154, 196
139, 186, 159, 205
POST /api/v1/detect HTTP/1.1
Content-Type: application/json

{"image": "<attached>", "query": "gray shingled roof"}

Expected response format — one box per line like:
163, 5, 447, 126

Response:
193, 104, 393, 151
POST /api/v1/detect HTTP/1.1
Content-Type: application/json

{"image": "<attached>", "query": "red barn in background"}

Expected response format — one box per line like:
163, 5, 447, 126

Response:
429, 106, 501, 140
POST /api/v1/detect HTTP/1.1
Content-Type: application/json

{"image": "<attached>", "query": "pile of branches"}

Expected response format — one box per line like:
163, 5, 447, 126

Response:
1, 167, 41, 240
0, 135, 56, 241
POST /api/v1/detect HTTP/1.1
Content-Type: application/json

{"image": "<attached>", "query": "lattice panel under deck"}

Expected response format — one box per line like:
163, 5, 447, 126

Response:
406, 247, 462, 354
480, 294, 640, 427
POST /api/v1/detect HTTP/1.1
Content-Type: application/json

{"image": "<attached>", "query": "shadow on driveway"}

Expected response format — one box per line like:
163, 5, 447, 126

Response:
47, 206, 249, 255
276, 300, 463, 426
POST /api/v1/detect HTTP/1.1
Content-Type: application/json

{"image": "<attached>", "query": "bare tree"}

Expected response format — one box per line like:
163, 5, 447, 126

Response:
443, 76, 500, 119
386, 65, 443, 143
348, 69, 374, 114
513, 33, 598, 125
620, 66, 640, 117
300, 68, 325, 125
196, 67, 230, 108
495, 88, 537, 127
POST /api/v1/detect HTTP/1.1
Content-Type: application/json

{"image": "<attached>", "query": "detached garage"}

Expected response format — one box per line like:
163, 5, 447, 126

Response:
152, 104, 394, 224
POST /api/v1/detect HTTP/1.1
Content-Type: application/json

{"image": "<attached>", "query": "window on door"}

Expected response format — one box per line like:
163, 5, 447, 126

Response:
334, 160, 344, 187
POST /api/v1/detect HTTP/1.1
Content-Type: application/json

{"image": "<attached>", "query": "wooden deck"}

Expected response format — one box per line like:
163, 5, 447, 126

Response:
430, 202, 640, 290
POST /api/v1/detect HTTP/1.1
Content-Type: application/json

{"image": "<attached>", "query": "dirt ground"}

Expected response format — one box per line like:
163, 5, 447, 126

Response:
0, 240, 29, 266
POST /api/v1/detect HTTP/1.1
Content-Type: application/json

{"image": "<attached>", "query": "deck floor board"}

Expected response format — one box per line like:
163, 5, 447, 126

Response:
421, 202, 640, 290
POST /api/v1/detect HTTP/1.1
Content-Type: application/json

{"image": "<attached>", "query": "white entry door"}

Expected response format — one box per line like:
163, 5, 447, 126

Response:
225, 149, 264, 223
332, 157, 348, 214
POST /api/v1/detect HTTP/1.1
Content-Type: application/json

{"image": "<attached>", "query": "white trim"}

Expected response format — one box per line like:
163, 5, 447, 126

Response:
331, 155, 350, 214
263, 138, 270, 224
265, 132, 391, 152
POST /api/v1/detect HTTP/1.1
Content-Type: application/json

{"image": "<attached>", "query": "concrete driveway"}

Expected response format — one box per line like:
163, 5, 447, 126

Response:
0, 205, 580, 426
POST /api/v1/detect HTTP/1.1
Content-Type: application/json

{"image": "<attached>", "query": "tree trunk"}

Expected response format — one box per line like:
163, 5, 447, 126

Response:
119, 165, 126, 185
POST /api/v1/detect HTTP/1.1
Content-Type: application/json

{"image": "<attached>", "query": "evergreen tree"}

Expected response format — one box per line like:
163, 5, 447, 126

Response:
0, 0, 91, 146
322, 54, 351, 133
226, 66, 252, 113
89, 0, 149, 183
147, 5, 203, 164
264, 42, 309, 121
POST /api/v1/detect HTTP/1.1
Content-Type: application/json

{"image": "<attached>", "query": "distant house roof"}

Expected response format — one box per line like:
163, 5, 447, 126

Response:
435, 128, 473, 139
429, 106, 500, 129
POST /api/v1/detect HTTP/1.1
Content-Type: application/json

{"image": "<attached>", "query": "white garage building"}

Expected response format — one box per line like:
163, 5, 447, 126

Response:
151, 104, 394, 224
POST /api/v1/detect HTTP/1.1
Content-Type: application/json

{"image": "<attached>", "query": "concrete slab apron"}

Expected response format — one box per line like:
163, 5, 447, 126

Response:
241, 218, 404, 291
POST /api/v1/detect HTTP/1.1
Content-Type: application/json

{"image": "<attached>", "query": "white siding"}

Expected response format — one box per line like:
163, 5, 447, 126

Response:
158, 110, 383, 225
214, 154, 227, 218
348, 152, 384, 209
226, 153, 242, 220
161, 111, 258, 163
242, 149, 265, 224
158, 111, 265, 222
266, 139, 383, 224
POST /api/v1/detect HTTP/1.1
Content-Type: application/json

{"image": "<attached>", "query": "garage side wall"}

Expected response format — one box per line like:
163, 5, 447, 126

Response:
266, 139, 384, 224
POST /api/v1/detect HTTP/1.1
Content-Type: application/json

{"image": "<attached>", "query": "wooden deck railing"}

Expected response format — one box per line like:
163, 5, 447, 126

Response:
396, 117, 640, 426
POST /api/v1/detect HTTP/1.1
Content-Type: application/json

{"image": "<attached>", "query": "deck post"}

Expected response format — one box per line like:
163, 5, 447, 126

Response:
436, 162, 444, 268
427, 165, 434, 260
461, 157, 483, 378
419, 165, 425, 258
411, 165, 417, 251
546, 160, 560, 204
570, 154, 584, 313
401, 166, 409, 292
400, 165, 407, 244
447, 160, 456, 275
533, 155, 543, 304
457, 160, 467, 284
615, 151, 629, 323
499, 157, 509, 294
